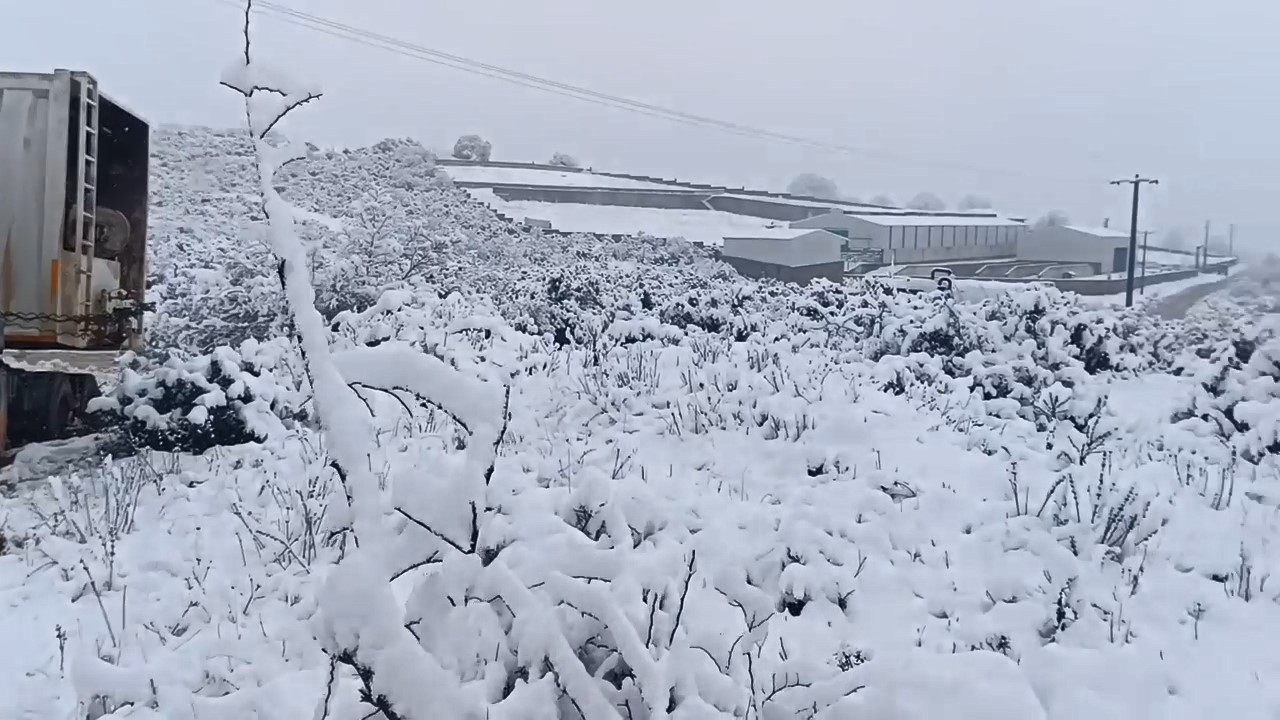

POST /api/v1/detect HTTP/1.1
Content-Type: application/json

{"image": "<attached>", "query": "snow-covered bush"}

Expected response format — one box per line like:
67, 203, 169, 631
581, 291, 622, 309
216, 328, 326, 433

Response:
548, 152, 579, 168
906, 191, 946, 211
786, 172, 840, 200
87, 339, 303, 456
451, 134, 492, 162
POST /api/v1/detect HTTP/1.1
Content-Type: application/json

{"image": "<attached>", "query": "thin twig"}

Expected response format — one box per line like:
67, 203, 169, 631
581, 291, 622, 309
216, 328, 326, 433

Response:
79, 559, 118, 649
396, 507, 468, 555
667, 550, 697, 649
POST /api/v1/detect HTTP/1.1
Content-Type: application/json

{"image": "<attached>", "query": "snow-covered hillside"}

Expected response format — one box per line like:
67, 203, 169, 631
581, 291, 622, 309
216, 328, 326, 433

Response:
4, 125, 1280, 719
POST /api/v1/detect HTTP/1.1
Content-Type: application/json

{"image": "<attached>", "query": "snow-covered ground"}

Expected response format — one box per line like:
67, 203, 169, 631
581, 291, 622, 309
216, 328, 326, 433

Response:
1081, 264, 1243, 310
441, 164, 686, 191
5, 122, 1280, 719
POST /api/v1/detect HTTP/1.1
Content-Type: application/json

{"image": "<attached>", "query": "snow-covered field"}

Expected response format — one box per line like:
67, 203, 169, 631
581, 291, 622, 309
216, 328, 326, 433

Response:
5, 116, 1280, 720
468, 189, 791, 246
1080, 267, 1240, 309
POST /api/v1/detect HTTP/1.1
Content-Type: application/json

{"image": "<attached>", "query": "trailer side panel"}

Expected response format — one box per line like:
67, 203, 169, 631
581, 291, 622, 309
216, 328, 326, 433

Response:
0, 73, 71, 343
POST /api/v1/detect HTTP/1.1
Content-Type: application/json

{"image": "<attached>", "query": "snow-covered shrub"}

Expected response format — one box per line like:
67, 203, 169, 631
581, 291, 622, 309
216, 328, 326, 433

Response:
451, 133, 492, 161
507, 268, 612, 347
548, 151, 579, 168
1173, 334, 1280, 463
906, 191, 946, 211
786, 172, 840, 200
87, 340, 303, 455
1163, 286, 1280, 463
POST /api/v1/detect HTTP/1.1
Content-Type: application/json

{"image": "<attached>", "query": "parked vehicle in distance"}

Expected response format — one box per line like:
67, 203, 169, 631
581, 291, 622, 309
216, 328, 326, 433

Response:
864, 266, 955, 295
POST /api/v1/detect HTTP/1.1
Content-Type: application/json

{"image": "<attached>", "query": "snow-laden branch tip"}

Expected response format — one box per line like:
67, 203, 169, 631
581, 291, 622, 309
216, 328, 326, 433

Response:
220, 50, 323, 139
220, 55, 321, 99
332, 342, 506, 444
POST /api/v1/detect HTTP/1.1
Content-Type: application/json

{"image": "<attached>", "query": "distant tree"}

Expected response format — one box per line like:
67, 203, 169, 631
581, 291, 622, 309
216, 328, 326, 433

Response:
787, 173, 840, 200
870, 194, 896, 207
548, 152, 580, 168
1033, 210, 1071, 229
957, 194, 993, 211
452, 134, 492, 162
907, 192, 946, 211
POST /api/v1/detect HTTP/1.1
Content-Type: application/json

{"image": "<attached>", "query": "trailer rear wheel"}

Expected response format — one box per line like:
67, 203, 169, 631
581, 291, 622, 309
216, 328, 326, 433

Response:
4, 369, 99, 449
47, 376, 78, 440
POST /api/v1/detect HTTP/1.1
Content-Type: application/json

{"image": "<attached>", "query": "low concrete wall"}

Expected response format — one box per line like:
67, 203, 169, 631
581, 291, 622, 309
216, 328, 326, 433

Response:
487, 185, 713, 210
964, 261, 1236, 296
1036, 263, 1097, 280
706, 195, 829, 221
435, 159, 588, 172
887, 243, 1018, 267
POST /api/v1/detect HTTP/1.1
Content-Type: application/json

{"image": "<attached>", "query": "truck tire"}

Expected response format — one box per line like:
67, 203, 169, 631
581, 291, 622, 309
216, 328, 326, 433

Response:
46, 375, 78, 440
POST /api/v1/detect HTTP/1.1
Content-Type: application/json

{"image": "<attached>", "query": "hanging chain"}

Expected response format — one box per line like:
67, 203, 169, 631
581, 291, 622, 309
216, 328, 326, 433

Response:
1, 304, 153, 325
1, 304, 155, 340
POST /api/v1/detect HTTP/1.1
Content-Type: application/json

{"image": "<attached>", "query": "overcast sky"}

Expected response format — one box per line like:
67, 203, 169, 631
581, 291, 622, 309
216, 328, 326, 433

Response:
7, 0, 1279, 248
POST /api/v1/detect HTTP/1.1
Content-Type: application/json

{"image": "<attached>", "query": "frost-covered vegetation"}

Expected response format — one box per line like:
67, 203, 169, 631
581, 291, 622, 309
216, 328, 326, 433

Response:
5, 45, 1280, 720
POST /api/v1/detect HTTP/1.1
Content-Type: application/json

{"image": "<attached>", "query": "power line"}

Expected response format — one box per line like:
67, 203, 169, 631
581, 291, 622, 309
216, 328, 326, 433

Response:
208, 0, 827, 151
206, 0, 1100, 186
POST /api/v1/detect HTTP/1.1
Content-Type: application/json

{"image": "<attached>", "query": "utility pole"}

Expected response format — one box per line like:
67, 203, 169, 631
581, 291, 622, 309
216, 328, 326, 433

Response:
1202, 220, 1211, 267
1110, 174, 1159, 307
1229, 223, 1236, 256
1140, 230, 1151, 295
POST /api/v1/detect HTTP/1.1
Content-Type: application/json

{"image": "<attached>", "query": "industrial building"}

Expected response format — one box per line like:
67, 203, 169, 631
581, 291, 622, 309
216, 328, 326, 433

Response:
720, 229, 846, 284
1016, 225, 1132, 275
790, 209, 1027, 265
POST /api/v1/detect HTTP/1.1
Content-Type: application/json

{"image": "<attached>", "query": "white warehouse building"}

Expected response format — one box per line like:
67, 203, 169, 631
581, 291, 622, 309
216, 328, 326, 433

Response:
720, 229, 846, 284
1016, 225, 1132, 275
791, 210, 1027, 265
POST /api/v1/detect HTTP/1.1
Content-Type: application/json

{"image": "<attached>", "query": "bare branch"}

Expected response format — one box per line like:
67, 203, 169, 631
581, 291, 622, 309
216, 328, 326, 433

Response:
667, 550, 697, 648
350, 381, 472, 435
389, 553, 442, 582
258, 92, 323, 139
395, 507, 468, 556
349, 381, 416, 419
483, 383, 513, 487
79, 559, 118, 650
242, 0, 252, 67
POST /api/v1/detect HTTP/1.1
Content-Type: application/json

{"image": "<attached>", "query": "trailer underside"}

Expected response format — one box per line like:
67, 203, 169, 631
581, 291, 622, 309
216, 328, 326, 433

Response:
0, 350, 115, 462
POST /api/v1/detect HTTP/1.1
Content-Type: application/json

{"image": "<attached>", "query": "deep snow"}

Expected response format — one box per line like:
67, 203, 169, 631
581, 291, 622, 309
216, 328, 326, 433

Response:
3, 121, 1280, 719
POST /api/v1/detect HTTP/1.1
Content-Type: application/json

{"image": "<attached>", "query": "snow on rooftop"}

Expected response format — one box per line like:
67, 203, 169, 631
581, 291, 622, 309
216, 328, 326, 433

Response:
467, 189, 794, 246
846, 213, 1025, 227
723, 228, 833, 241
442, 164, 686, 191
1063, 225, 1131, 238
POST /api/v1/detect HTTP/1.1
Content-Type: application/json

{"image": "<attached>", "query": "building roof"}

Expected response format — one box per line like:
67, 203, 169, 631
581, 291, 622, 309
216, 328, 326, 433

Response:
851, 213, 1025, 227
1062, 225, 1131, 238
723, 228, 841, 241
797, 210, 1025, 228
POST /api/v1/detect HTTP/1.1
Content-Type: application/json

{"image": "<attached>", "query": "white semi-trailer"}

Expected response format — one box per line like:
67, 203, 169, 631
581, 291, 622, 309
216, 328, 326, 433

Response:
0, 69, 150, 457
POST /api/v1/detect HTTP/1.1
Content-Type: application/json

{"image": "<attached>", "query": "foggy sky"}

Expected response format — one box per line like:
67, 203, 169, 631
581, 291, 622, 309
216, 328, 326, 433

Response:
6, 0, 1278, 249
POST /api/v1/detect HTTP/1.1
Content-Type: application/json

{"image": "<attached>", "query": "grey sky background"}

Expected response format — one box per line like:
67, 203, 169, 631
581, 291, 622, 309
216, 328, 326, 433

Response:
6, 0, 1278, 249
